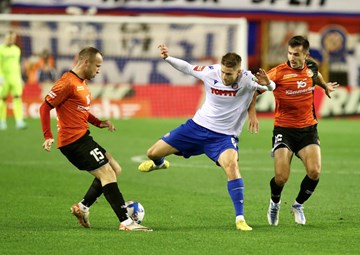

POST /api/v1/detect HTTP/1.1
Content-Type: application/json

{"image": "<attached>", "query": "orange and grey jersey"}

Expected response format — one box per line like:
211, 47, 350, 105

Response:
45, 71, 91, 148
267, 60, 319, 128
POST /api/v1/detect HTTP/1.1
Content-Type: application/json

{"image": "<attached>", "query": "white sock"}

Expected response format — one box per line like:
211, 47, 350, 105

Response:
79, 202, 89, 212
121, 218, 133, 226
236, 215, 245, 223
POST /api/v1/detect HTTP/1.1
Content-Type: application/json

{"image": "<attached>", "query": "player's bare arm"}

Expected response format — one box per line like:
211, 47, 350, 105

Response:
316, 72, 339, 98
247, 93, 259, 134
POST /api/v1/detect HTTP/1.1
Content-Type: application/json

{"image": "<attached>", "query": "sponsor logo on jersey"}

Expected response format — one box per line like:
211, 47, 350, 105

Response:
286, 86, 314, 95
77, 105, 90, 111
77, 86, 85, 91
48, 91, 56, 99
231, 84, 238, 89
193, 65, 206, 71
297, 79, 307, 88
306, 68, 314, 77
283, 73, 298, 79
211, 87, 237, 96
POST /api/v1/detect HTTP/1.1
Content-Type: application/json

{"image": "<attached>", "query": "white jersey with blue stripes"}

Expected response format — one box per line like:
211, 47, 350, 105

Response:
165, 56, 271, 136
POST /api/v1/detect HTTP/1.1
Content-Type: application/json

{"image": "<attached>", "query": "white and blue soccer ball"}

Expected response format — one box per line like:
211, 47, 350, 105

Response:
125, 200, 145, 224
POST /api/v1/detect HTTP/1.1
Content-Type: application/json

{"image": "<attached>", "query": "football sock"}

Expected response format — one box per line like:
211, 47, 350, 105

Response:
103, 182, 129, 222
153, 157, 165, 166
81, 178, 103, 207
295, 175, 319, 204
12, 96, 24, 122
227, 178, 244, 216
270, 177, 284, 204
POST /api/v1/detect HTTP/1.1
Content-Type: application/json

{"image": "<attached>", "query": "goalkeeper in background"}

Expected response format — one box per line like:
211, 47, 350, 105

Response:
0, 30, 26, 130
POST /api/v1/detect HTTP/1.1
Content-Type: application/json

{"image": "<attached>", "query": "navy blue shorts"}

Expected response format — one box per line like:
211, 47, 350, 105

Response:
162, 119, 239, 163
60, 130, 109, 171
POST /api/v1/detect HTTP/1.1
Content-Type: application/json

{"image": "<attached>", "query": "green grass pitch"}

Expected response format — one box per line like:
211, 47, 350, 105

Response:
0, 118, 359, 255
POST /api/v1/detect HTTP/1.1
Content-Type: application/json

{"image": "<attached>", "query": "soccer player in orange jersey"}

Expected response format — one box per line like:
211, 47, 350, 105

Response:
264, 36, 339, 225
39, 47, 151, 231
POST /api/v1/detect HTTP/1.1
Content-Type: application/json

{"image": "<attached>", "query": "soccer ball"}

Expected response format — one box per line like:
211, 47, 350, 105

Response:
125, 200, 145, 224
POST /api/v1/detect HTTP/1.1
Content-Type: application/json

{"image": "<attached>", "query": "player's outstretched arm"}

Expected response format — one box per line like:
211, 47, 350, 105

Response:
316, 72, 339, 98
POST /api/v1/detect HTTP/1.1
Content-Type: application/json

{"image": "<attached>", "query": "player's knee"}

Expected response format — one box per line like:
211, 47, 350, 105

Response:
113, 164, 122, 176
275, 174, 289, 186
308, 168, 321, 180
306, 162, 321, 180
97, 164, 117, 185
147, 147, 159, 159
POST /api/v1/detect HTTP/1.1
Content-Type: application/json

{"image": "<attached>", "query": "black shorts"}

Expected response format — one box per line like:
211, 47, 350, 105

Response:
59, 130, 109, 171
272, 124, 320, 157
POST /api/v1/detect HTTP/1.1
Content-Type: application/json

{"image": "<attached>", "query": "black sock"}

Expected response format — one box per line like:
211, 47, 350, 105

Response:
270, 177, 284, 204
103, 182, 129, 222
295, 175, 319, 204
81, 178, 103, 207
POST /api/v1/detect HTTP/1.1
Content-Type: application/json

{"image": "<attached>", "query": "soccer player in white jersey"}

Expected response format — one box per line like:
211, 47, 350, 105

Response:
138, 44, 275, 231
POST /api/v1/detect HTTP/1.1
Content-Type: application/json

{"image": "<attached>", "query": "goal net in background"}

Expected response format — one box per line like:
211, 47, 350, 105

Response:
0, 14, 248, 119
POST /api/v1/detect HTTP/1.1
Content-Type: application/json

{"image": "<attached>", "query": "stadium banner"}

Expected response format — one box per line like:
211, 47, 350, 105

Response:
13, 84, 360, 119
10, 0, 360, 19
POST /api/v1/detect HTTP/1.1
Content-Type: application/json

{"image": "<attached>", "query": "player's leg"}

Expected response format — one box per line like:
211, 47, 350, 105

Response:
139, 119, 198, 173
90, 163, 152, 231
10, 78, 26, 129
0, 81, 9, 130
107, 152, 122, 176
292, 144, 321, 225
138, 139, 175, 172
81, 152, 122, 203
268, 147, 292, 225
217, 147, 252, 231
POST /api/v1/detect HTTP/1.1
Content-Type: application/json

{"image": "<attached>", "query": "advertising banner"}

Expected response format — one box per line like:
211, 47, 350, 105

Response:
11, 0, 360, 16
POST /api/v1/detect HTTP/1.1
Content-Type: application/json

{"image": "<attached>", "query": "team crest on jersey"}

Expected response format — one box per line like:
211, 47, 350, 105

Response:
306, 69, 314, 78
77, 86, 85, 91
193, 65, 206, 72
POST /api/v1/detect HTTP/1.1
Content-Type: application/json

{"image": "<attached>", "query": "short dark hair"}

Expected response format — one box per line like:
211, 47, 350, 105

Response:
221, 52, 242, 68
78, 46, 102, 61
288, 36, 310, 53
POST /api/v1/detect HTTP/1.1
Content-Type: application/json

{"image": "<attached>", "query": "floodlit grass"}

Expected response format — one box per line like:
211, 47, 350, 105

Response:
0, 118, 359, 255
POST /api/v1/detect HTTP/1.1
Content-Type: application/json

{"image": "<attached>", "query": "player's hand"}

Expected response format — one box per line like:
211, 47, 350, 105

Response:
255, 68, 271, 86
42, 138, 54, 152
324, 82, 339, 98
158, 44, 169, 59
248, 117, 259, 134
100, 120, 116, 132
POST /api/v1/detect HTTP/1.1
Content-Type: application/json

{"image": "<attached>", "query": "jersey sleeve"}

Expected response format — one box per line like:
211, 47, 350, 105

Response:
306, 59, 319, 84
88, 112, 102, 127
165, 56, 208, 80
39, 101, 54, 139
45, 79, 73, 107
